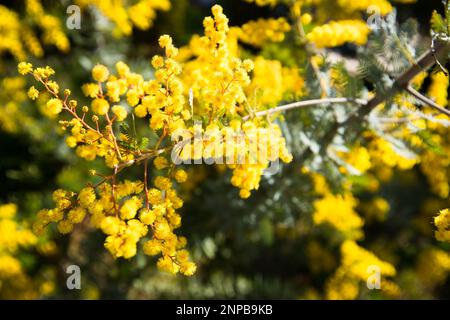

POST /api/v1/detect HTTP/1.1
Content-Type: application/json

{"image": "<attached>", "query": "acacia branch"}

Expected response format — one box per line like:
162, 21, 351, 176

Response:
245, 42, 449, 123
242, 97, 367, 121
296, 41, 450, 159
365, 40, 449, 112
406, 86, 450, 117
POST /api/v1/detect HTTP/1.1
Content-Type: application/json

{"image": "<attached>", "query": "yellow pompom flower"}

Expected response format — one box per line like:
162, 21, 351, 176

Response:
67, 207, 87, 224
45, 98, 63, 115
143, 239, 162, 256
154, 220, 171, 239
100, 216, 122, 235
57, 220, 73, 234
120, 197, 142, 220
139, 208, 156, 225
92, 98, 110, 115
92, 64, 110, 82
158, 35, 172, 48
134, 104, 147, 118
428, 72, 448, 107
27, 86, 39, 100
18, 62, 33, 75
115, 61, 130, 77
313, 193, 364, 238
435, 209, 450, 242
154, 156, 169, 170
154, 176, 172, 190
174, 169, 188, 183
78, 187, 96, 208
238, 18, 291, 47
180, 261, 197, 276
112, 105, 128, 121
307, 20, 370, 48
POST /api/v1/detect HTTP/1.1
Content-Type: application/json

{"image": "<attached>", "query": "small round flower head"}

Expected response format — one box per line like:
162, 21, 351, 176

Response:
67, 207, 87, 224
28, 86, 39, 100
92, 64, 110, 82
239, 189, 251, 199
120, 197, 142, 220
78, 187, 96, 208
154, 156, 169, 170
115, 61, 130, 77
66, 136, 77, 148
180, 261, 197, 276
154, 176, 172, 190
101, 216, 122, 235
158, 35, 172, 48
92, 98, 110, 115
57, 220, 74, 234
112, 105, 128, 121
18, 62, 33, 75
151, 55, 164, 69
143, 239, 162, 256
139, 208, 156, 225
174, 169, 188, 183
46, 98, 63, 115
134, 104, 147, 118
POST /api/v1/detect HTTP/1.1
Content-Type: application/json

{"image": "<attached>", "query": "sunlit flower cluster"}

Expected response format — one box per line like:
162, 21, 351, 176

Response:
306, 20, 371, 48
0, 1, 69, 61
428, 72, 448, 107
75, 0, 171, 37
238, 18, 291, 47
435, 209, 450, 243
326, 240, 398, 299
313, 193, 364, 239
18, 5, 295, 274
0, 204, 41, 299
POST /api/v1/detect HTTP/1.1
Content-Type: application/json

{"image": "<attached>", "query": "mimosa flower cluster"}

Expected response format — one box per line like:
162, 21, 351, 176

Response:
326, 240, 398, 299
0, 0, 69, 60
0, 204, 39, 299
238, 18, 291, 47
2, 0, 448, 301
18, 5, 295, 275
244, 0, 394, 48
75, 0, 171, 37
306, 20, 371, 48
435, 209, 450, 242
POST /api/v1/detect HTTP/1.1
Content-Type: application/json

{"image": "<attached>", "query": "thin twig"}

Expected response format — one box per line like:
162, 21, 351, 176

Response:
365, 41, 449, 112
406, 86, 450, 117
292, 8, 328, 97
111, 165, 118, 215
144, 159, 150, 210
242, 97, 367, 121
105, 113, 123, 161
298, 41, 450, 160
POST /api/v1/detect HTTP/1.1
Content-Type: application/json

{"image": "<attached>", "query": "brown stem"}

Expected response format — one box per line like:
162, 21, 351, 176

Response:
365, 41, 449, 112
105, 112, 123, 161
144, 159, 150, 210
242, 97, 367, 121
300, 41, 450, 159
406, 86, 450, 117
292, 9, 328, 97
111, 165, 118, 215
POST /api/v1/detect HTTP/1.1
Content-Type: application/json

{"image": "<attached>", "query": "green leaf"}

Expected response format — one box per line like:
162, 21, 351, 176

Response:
139, 137, 149, 150
331, 62, 363, 98
447, 1, 450, 35
118, 121, 130, 135
431, 10, 447, 34
416, 129, 445, 156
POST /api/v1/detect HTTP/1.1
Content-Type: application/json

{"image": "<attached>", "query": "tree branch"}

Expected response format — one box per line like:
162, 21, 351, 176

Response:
406, 86, 450, 117
242, 97, 367, 121
365, 40, 449, 112
297, 41, 450, 160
